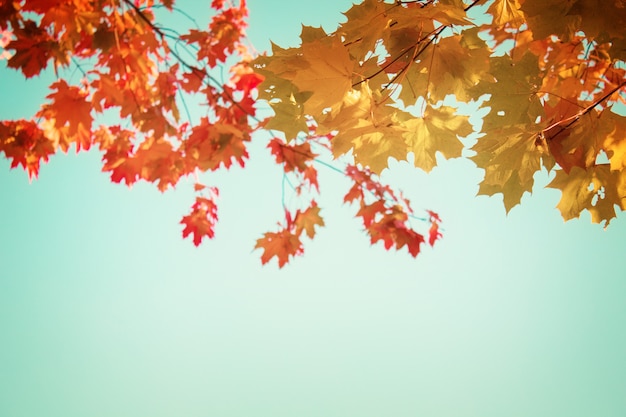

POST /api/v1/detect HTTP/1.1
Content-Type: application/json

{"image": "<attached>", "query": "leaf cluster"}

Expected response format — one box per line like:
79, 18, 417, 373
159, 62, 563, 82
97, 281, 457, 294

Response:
2, 0, 625, 267
254, 0, 626, 231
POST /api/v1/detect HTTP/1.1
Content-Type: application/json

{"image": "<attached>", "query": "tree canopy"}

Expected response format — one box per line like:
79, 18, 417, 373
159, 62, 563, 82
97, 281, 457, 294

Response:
1, 0, 625, 267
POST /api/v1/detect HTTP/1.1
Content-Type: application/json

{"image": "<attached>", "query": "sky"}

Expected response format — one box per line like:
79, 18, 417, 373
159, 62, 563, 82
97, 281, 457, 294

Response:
1, 1, 625, 416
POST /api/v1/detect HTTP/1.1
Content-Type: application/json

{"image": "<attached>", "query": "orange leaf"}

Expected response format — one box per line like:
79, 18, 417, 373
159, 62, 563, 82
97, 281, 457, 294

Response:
357, 200, 386, 228
294, 202, 325, 238
181, 194, 219, 246
184, 117, 249, 171
38, 79, 93, 151
255, 229, 303, 268
6, 21, 56, 78
368, 209, 425, 257
134, 137, 187, 191
428, 222, 442, 247
0, 120, 55, 179
268, 138, 317, 172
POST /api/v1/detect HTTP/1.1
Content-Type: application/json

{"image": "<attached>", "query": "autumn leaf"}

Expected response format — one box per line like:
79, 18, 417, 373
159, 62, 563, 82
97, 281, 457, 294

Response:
426, 210, 443, 247
600, 110, 626, 171
134, 136, 187, 192
94, 125, 138, 186
181, 192, 219, 246
294, 203, 325, 239
268, 138, 317, 172
0, 120, 55, 179
403, 105, 473, 173
520, 0, 581, 41
184, 117, 249, 171
255, 229, 303, 268
338, 0, 391, 61
398, 32, 490, 104
548, 166, 626, 226
472, 126, 550, 212
37, 79, 93, 151
323, 84, 410, 174
470, 51, 544, 130
488, 0, 525, 28
546, 110, 612, 173
366, 206, 425, 257
263, 28, 355, 115
6, 21, 57, 78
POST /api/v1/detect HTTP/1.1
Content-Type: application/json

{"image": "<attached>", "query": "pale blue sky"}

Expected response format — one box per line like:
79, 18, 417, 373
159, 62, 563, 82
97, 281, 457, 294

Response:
1, 1, 625, 416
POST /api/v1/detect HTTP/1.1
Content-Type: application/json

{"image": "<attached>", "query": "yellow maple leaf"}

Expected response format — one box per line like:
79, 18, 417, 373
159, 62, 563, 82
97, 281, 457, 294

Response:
399, 32, 490, 104
599, 110, 626, 171
335, 119, 410, 174
548, 110, 613, 171
488, 0, 525, 28
265, 93, 309, 140
470, 51, 543, 131
472, 126, 550, 212
402, 105, 472, 172
260, 29, 355, 116
322, 83, 409, 174
388, 1, 469, 30
547, 165, 626, 226
290, 36, 354, 115
338, 0, 391, 61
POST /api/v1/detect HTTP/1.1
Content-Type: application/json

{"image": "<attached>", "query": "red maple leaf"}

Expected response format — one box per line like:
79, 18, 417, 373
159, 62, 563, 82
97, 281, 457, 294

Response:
268, 138, 317, 172
0, 120, 55, 179
38, 79, 93, 151
7, 21, 56, 78
181, 193, 219, 246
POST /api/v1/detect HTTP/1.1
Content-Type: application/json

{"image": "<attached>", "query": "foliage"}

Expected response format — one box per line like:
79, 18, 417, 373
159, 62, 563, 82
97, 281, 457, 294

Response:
1, 0, 625, 267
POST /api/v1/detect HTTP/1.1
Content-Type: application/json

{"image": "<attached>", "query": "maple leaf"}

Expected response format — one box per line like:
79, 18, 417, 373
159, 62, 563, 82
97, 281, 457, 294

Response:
357, 200, 387, 228
134, 136, 187, 191
255, 229, 303, 268
547, 165, 626, 226
0, 120, 55, 179
398, 29, 490, 104
470, 52, 544, 131
426, 210, 443, 247
302, 165, 319, 192
546, 110, 612, 173
343, 164, 427, 257
7, 20, 57, 77
180, 67, 206, 94
402, 105, 472, 173
599, 110, 626, 171
366, 206, 425, 257
181, 193, 219, 246
37, 79, 93, 151
520, 0, 580, 41
94, 126, 139, 186
472, 125, 551, 212
392, 1, 469, 28
264, 94, 309, 140
268, 138, 317, 172
488, 0, 525, 28
0, 3, 20, 31
264, 28, 355, 115
338, 0, 390, 61
294, 203, 325, 239
184, 117, 249, 171
323, 84, 410, 174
